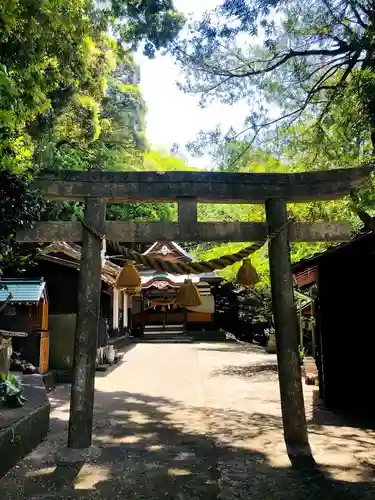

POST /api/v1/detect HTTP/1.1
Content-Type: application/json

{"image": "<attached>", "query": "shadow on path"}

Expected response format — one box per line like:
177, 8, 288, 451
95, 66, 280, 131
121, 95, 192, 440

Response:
1, 386, 374, 499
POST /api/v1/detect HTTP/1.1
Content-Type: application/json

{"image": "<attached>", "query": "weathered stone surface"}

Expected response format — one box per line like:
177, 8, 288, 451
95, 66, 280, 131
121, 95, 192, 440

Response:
17, 221, 351, 243
68, 198, 106, 449
0, 374, 50, 479
57, 445, 102, 464
34, 166, 373, 203
266, 198, 312, 464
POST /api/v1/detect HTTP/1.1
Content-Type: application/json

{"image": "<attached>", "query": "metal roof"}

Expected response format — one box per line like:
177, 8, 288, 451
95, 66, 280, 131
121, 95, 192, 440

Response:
0, 279, 46, 304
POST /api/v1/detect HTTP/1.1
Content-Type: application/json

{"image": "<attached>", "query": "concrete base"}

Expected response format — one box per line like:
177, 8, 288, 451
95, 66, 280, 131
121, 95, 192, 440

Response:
56, 444, 102, 464
0, 374, 50, 478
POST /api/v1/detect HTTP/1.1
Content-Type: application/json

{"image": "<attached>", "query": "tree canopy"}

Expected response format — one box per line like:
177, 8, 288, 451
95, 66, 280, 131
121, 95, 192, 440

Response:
0, 0, 186, 269
2, 0, 374, 297
173, 0, 375, 157
0, 0, 184, 173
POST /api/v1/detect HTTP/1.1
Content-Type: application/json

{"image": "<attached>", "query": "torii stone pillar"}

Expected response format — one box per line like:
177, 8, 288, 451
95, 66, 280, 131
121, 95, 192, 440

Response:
266, 198, 312, 466
68, 197, 106, 450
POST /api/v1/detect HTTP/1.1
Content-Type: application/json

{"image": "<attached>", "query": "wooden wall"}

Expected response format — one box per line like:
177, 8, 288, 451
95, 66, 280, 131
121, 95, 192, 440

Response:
27, 261, 78, 314
317, 234, 375, 419
26, 260, 111, 317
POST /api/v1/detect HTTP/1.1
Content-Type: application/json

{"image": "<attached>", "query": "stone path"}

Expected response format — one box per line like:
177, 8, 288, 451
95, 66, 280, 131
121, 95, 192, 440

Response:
1, 342, 375, 499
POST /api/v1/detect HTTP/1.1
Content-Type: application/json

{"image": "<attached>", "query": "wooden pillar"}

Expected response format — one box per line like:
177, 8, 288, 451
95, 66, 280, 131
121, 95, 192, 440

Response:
265, 198, 313, 467
68, 197, 106, 450
138, 295, 144, 333
128, 294, 133, 332
123, 292, 128, 329
113, 288, 119, 330
183, 308, 188, 334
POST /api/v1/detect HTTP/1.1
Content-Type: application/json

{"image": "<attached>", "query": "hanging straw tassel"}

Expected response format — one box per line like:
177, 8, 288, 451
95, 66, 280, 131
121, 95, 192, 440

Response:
236, 258, 259, 286
115, 262, 141, 289
175, 279, 202, 307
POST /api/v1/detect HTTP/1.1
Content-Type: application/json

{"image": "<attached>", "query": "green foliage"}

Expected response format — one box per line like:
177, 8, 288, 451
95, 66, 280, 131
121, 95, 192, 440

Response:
106, 202, 176, 224
174, 0, 375, 151
0, 372, 26, 408
0, 170, 46, 271
213, 281, 273, 337
106, 0, 185, 57
192, 141, 362, 287
0, 0, 186, 258
144, 150, 198, 171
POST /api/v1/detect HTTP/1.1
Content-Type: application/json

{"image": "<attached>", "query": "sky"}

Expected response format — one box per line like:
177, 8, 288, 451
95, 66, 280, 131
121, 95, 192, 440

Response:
135, 0, 249, 169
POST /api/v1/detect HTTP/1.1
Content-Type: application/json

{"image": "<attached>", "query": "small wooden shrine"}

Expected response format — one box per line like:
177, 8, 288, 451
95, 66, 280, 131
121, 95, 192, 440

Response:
0, 279, 49, 374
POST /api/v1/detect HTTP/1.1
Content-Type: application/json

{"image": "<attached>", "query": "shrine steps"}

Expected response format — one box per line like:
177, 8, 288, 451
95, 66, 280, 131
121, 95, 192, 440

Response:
133, 325, 227, 343
138, 324, 193, 343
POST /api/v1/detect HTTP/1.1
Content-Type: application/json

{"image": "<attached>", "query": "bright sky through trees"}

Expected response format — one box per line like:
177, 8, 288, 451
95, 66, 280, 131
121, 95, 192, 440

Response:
135, 0, 250, 168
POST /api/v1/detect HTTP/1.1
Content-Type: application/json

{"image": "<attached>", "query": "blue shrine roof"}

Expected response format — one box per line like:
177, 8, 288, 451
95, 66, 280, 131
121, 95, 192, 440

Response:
0, 279, 46, 303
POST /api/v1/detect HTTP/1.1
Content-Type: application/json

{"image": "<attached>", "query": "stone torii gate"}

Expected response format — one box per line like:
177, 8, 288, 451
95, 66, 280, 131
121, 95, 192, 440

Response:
17, 167, 372, 466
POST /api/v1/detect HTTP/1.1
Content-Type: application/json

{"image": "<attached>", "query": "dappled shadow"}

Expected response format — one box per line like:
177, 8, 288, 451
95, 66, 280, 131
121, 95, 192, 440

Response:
210, 362, 278, 381
197, 343, 269, 354
1, 386, 375, 499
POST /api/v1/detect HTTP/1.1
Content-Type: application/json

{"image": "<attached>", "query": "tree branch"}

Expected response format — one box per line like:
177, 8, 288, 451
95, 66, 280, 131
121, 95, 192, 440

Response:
349, 1, 368, 28
174, 40, 351, 82
321, 0, 357, 35
228, 47, 351, 78
355, 1, 374, 21
316, 50, 361, 124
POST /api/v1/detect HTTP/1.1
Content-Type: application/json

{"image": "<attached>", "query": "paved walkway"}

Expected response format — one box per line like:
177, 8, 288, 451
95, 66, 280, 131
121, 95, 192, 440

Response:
1, 342, 375, 499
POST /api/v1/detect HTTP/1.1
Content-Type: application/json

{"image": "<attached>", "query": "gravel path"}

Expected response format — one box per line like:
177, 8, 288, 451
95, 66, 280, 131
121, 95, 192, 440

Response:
0, 342, 374, 499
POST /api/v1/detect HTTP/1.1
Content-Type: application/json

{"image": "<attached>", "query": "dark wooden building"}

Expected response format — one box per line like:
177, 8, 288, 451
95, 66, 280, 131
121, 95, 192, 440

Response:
6, 243, 124, 372
293, 231, 375, 419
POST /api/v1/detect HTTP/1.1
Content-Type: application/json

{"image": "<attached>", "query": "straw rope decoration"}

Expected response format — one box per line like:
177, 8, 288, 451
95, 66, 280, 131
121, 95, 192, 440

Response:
81, 218, 293, 275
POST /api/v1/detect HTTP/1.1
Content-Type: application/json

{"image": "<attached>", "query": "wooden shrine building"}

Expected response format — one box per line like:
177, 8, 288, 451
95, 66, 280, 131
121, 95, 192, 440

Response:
130, 241, 222, 339
292, 230, 375, 420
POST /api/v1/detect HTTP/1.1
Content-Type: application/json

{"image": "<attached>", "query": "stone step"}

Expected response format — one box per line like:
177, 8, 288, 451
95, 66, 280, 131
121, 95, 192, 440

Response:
144, 324, 183, 328
135, 337, 194, 344
143, 325, 185, 338
143, 333, 185, 340
144, 327, 184, 332
190, 331, 227, 342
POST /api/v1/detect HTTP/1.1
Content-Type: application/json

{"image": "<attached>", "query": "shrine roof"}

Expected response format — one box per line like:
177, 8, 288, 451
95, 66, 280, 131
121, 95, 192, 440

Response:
142, 241, 191, 262
0, 279, 47, 304
140, 269, 222, 289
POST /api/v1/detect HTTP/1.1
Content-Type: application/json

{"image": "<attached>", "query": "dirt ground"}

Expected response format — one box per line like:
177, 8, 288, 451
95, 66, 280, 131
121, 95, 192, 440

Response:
0, 341, 374, 499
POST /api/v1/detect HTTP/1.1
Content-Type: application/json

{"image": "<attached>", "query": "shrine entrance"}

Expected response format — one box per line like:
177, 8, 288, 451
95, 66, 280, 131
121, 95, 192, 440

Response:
129, 240, 220, 337
133, 286, 185, 329
16, 166, 372, 467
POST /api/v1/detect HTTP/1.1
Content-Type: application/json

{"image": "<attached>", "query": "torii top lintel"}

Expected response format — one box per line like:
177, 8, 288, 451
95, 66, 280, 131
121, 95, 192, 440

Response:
35, 166, 373, 204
